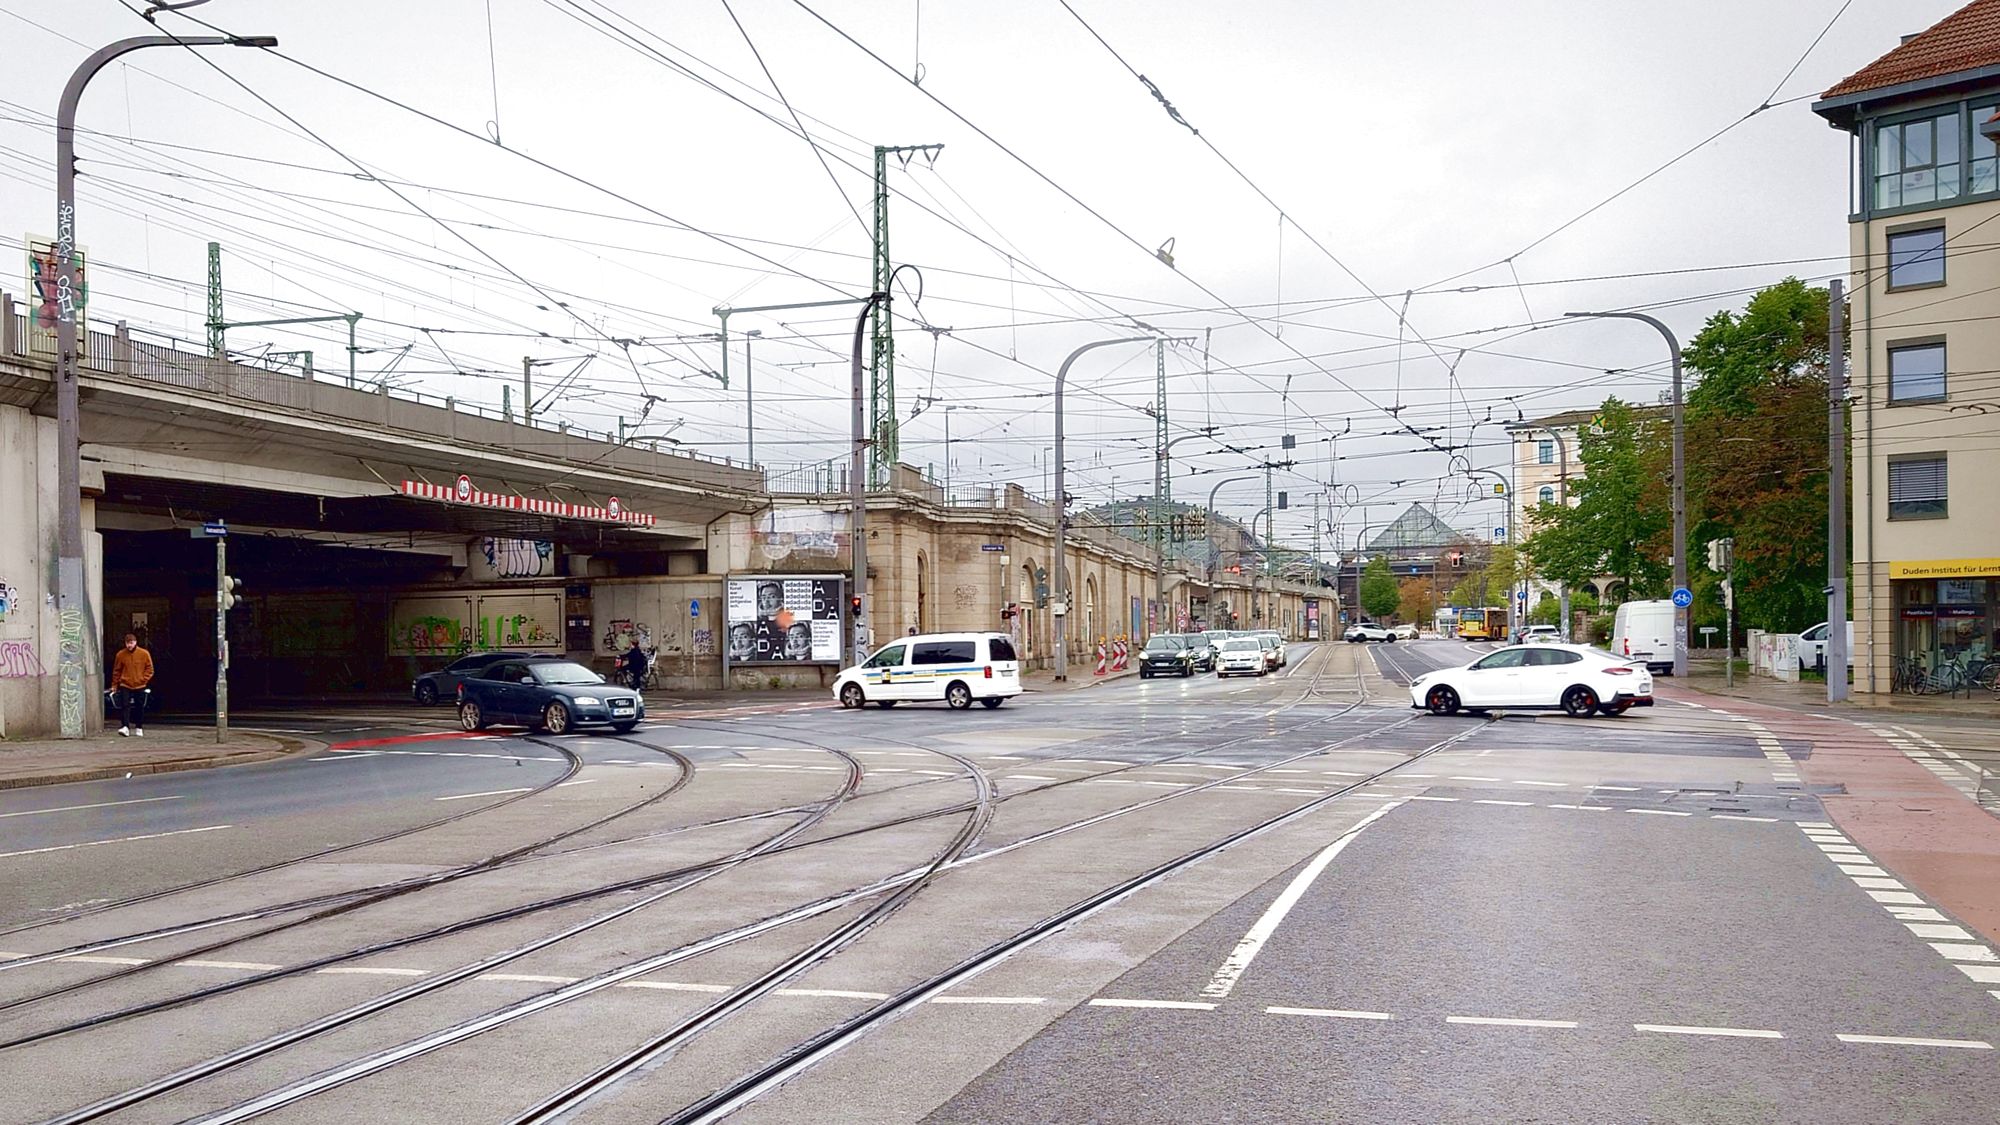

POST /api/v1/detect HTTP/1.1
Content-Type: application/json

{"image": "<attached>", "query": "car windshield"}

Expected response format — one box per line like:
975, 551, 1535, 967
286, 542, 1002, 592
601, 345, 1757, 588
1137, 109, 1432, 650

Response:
530, 662, 603, 685
1144, 638, 1184, 652
1223, 639, 1260, 651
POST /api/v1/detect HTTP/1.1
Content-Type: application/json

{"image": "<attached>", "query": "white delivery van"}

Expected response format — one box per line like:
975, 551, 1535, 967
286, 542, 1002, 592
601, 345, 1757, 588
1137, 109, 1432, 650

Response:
832, 632, 1022, 710
1796, 621, 1854, 674
1611, 599, 1677, 674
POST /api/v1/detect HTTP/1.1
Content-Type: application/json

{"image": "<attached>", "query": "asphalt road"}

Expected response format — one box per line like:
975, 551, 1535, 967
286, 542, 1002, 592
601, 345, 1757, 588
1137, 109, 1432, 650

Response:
0, 639, 1993, 1124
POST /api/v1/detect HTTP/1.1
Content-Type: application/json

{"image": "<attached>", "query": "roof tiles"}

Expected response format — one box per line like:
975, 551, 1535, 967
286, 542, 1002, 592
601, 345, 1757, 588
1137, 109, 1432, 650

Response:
1823, 0, 2000, 101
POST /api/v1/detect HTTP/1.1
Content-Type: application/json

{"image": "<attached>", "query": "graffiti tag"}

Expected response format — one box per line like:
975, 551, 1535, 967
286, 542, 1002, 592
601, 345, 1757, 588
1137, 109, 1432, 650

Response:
480, 537, 554, 579
0, 639, 44, 678
57, 607, 84, 736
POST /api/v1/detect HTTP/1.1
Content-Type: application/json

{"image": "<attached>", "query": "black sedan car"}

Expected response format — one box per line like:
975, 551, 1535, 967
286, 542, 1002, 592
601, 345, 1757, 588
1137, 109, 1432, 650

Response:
411, 651, 533, 706
457, 658, 644, 734
1139, 635, 1200, 678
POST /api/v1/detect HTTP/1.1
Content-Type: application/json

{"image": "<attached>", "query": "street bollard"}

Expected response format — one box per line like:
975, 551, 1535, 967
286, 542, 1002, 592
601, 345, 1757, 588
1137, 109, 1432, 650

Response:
1095, 638, 1108, 676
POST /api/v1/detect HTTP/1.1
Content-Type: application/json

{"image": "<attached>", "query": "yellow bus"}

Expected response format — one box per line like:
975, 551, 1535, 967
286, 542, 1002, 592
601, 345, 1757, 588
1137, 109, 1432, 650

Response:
1457, 606, 1507, 641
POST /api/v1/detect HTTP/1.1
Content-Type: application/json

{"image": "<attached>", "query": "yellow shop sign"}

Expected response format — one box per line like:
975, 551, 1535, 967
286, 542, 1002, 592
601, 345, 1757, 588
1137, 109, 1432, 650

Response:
1890, 558, 2000, 580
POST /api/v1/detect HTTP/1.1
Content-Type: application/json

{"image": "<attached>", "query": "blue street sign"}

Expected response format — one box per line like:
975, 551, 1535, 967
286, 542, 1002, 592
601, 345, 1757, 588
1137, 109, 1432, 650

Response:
689, 599, 700, 617
1492, 526, 1505, 542
202, 520, 227, 537
1516, 590, 1527, 600
981, 544, 1005, 552
1671, 587, 1693, 608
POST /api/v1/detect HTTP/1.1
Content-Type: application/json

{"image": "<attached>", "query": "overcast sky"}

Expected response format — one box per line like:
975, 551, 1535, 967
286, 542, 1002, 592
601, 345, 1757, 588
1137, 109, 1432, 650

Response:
0, 0, 1960, 548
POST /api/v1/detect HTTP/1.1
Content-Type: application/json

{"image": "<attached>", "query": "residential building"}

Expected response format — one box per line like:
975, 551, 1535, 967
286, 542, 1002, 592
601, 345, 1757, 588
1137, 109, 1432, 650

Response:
1506, 406, 1669, 611
1814, 0, 2000, 692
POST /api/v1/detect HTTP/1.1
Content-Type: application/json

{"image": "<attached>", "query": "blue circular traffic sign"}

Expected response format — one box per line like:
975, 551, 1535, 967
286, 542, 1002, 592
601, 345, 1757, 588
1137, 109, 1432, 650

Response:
1671, 587, 1693, 608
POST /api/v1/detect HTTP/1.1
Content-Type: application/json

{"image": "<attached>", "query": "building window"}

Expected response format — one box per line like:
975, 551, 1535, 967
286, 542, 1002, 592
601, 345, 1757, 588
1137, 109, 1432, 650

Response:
1888, 341, 1946, 403
1875, 110, 1961, 210
1887, 455, 1947, 520
1887, 227, 1945, 289
1973, 104, 2000, 194
1536, 440, 1554, 465
1538, 486, 1555, 505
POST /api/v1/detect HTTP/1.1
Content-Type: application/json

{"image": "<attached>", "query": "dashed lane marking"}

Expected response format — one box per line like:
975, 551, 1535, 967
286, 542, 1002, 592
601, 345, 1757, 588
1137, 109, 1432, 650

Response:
1634, 1023, 1784, 1039
1266, 1006, 1394, 1020
433, 787, 533, 802
0, 795, 185, 820
929, 996, 1047, 1005
1448, 1016, 1578, 1028
0, 824, 233, 861
1089, 998, 1216, 1011
1836, 1034, 1993, 1050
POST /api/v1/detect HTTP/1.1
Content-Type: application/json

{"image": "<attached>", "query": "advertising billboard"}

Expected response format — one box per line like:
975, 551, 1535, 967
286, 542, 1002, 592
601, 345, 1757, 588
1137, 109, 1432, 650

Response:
723, 575, 845, 666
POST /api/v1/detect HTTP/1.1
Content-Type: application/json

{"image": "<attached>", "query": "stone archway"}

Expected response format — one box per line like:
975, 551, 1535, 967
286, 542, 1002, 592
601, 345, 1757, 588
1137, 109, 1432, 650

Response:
1084, 574, 1099, 653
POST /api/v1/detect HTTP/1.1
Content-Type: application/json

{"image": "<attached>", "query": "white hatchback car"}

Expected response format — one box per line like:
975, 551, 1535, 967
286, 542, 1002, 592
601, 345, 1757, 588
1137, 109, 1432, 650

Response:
1408, 644, 1653, 718
832, 632, 1021, 710
1215, 637, 1269, 677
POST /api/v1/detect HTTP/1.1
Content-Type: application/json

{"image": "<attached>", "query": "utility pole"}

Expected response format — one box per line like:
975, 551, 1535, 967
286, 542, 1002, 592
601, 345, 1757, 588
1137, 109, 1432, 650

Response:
870, 143, 943, 487
744, 329, 761, 466
1828, 278, 1849, 702
1152, 339, 1167, 636
206, 241, 223, 357
54, 30, 275, 738
522, 356, 533, 426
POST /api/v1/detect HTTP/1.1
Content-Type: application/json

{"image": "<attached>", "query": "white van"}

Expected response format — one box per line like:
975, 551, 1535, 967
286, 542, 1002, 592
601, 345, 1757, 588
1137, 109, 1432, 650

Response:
832, 632, 1022, 710
1611, 599, 1677, 674
1797, 621, 1854, 674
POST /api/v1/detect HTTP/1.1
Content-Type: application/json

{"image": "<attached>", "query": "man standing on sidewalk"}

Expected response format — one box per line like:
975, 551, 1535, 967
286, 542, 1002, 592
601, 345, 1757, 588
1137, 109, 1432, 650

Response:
109, 633, 154, 737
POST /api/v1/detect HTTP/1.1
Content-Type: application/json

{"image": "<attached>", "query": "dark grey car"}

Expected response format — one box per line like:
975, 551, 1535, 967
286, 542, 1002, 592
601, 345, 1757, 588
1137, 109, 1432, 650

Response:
412, 651, 532, 706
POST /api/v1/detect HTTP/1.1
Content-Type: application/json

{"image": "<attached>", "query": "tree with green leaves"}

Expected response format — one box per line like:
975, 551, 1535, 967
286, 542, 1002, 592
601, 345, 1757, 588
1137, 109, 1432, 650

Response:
1521, 398, 1671, 601
1359, 556, 1400, 620
1684, 277, 1840, 634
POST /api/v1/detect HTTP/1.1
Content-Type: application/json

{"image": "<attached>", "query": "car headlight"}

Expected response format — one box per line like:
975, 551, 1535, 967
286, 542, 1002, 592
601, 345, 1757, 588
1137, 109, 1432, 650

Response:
572, 696, 601, 705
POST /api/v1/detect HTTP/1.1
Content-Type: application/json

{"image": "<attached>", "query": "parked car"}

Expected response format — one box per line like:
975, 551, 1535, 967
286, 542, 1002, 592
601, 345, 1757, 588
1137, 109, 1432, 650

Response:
413, 650, 533, 706
1796, 621, 1854, 674
1254, 634, 1284, 670
1215, 637, 1268, 677
1345, 622, 1394, 643
1140, 635, 1200, 678
1390, 623, 1419, 641
457, 658, 643, 734
831, 632, 1021, 710
1611, 599, 1677, 674
1518, 625, 1562, 645
1409, 644, 1653, 718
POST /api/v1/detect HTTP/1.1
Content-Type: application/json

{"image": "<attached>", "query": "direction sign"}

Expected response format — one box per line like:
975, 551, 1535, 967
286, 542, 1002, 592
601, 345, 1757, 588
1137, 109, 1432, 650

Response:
202, 520, 227, 537
980, 544, 1005, 552
1492, 526, 1505, 542
1671, 586, 1693, 608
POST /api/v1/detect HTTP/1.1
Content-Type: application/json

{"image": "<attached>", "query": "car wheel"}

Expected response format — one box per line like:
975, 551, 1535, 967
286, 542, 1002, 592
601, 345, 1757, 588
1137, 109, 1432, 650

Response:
1425, 685, 1460, 716
458, 701, 486, 731
875, 700, 898, 709
839, 683, 865, 709
1140, 669, 1152, 679
1561, 685, 1599, 718
945, 681, 973, 710
1182, 665, 1194, 677
415, 682, 439, 707
1596, 703, 1630, 718
1384, 636, 1396, 643
542, 701, 572, 734
612, 721, 639, 732
980, 697, 1003, 709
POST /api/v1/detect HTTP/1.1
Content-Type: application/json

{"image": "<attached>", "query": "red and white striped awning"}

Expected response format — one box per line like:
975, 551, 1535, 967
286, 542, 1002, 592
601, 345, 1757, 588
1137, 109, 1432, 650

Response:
400, 475, 657, 527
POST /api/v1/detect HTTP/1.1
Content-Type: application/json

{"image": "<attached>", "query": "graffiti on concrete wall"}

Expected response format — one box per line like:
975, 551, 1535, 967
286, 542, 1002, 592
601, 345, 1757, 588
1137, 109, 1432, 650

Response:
57, 607, 84, 735
0, 580, 18, 624
692, 627, 715, 656
0, 639, 44, 678
602, 619, 653, 654
477, 538, 555, 580
953, 584, 981, 608
473, 593, 562, 650
398, 616, 466, 655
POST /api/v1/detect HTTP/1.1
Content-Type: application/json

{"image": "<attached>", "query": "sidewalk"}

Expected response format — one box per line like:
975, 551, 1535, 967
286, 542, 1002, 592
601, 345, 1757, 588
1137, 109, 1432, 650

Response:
1681, 662, 2000, 723
1020, 664, 1142, 692
0, 730, 308, 790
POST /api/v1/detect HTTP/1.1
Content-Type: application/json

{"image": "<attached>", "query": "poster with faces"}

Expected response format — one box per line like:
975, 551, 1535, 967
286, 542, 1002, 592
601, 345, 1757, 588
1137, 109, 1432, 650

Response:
725, 577, 843, 664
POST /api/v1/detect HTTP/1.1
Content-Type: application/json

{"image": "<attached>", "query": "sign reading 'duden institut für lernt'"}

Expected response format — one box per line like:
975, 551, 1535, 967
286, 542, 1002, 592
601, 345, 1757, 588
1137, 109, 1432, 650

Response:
399, 475, 657, 527
1889, 558, 2000, 580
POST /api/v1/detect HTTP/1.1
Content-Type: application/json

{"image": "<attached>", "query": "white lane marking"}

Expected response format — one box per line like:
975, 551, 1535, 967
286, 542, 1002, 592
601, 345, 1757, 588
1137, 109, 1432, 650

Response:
1447, 1016, 1578, 1028
1712, 815, 1778, 823
1512, 780, 1568, 788
0, 823, 233, 861
59, 955, 149, 965
316, 966, 427, 977
0, 795, 185, 820
1199, 802, 1402, 1000
1628, 809, 1691, 817
1273, 788, 1321, 795
1547, 804, 1609, 812
1798, 821, 1832, 828
1868, 891, 1925, 904
1449, 775, 1502, 782
1090, 998, 1216, 1011
1266, 1006, 1393, 1020
1907, 923, 1974, 941
557, 779, 599, 787
1003, 775, 1059, 782
1474, 799, 1532, 807
1408, 796, 1459, 802
1886, 906, 1949, 922
1932, 944, 1999, 962
177, 960, 283, 971
1852, 878, 1907, 890
1836, 1034, 1993, 1050
477, 973, 579, 984
1595, 785, 1643, 792
1634, 1023, 1783, 1039
1835, 865, 1889, 877
618, 980, 729, 993
929, 996, 1046, 1005
773, 988, 889, 1000
433, 787, 533, 802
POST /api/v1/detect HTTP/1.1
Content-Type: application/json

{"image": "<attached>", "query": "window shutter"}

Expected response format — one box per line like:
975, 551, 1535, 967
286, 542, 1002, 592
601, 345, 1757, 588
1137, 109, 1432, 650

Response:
1888, 458, 1947, 503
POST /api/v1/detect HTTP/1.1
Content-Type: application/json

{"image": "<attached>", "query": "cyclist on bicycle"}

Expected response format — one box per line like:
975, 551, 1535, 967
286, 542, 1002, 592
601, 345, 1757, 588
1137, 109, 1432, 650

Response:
618, 637, 650, 692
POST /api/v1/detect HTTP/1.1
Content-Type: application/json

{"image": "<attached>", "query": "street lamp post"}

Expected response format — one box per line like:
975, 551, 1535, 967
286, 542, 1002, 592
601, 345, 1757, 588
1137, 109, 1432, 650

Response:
1155, 427, 1219, 634
744, 328, 761, 466
1565, 310, 1687, 679
1053, 336, 1152, 680
53, 30, 275, 738
1203, 475, 1257, 627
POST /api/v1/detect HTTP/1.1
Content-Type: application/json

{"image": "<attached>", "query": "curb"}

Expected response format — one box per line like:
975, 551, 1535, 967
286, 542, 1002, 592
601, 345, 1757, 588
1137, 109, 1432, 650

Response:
1022, 669, 1142, 693
0, 734, 318, 791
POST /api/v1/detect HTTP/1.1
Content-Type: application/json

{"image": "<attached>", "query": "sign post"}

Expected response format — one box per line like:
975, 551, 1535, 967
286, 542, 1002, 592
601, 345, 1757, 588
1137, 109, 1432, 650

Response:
201, 521, 229, 743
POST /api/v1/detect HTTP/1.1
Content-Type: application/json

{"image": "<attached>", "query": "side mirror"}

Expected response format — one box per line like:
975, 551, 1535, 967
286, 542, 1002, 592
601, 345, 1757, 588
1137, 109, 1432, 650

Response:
519, 676, 535, 684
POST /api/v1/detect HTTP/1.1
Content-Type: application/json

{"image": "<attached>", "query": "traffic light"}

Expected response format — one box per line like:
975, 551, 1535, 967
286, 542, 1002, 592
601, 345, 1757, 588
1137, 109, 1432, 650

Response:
1450, 551, 1465, 569
1706, 538, 1734, 573
1277, 491, 1288, 510
849, 594, 863, 619
221, 576, 244, 612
